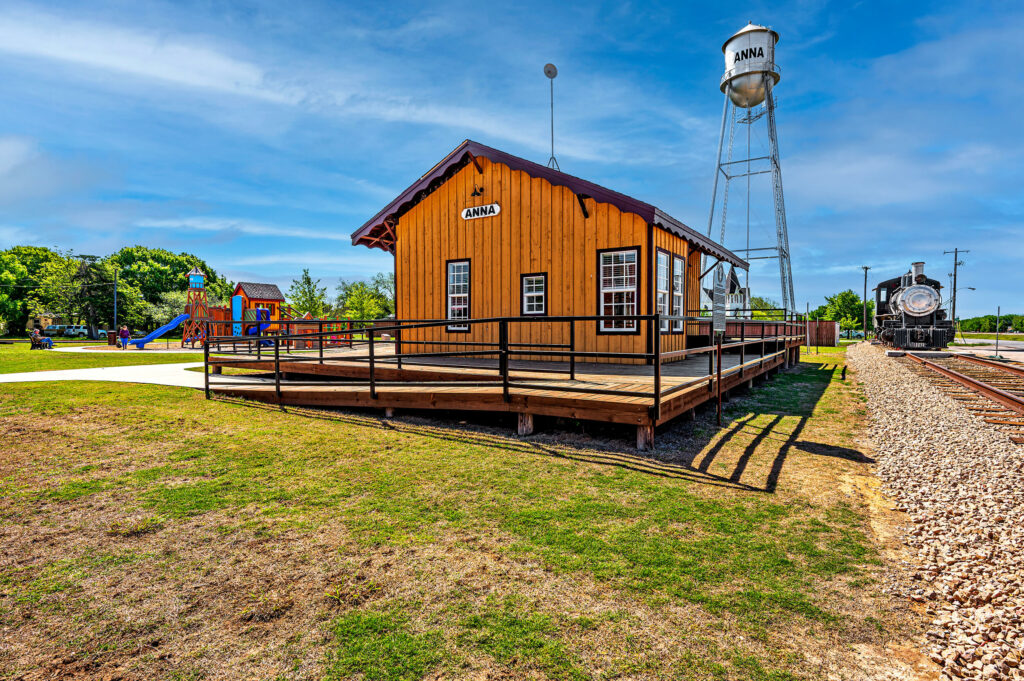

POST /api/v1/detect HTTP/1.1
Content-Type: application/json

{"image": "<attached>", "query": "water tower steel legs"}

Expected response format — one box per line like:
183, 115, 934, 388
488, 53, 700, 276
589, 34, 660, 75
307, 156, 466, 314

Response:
703, 75, 795, 313
765, 79, 795, 311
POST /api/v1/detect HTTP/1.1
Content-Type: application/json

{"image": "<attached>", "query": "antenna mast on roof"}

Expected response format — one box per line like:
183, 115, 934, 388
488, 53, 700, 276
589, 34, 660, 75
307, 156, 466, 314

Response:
544, 63, 560, 171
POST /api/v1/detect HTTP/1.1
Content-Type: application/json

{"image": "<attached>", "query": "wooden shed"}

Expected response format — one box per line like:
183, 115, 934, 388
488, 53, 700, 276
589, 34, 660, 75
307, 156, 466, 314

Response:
352, 140, 746, 362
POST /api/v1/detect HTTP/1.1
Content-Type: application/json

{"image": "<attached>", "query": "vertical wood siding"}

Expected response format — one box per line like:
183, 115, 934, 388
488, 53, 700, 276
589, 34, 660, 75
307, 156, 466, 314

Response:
394, 156, 703, 363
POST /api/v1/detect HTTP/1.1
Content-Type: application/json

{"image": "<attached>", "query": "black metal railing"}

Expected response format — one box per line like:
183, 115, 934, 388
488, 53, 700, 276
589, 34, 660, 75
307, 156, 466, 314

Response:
201, 312, 808, 421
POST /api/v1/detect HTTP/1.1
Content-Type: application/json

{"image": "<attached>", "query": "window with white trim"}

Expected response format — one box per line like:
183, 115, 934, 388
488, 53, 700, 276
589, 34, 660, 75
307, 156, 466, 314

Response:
522, 274, 546, 315
672, 255, 685, 331
446, 260, 469, 331
656, 251, 670, 331
599, 249, 638, 331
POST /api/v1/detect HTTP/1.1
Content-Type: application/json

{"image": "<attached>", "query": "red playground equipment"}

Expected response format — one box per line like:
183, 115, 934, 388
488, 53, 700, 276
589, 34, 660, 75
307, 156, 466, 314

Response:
181, 267, 209, 348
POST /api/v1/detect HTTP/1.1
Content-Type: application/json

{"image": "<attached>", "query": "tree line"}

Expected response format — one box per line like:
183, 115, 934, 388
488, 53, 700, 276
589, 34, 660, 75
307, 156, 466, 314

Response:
287, 270, 394, 321
0, 244, 397, 337
958, 314, 1021, 333
0, 245, 233, 336
750, 290, 875, 334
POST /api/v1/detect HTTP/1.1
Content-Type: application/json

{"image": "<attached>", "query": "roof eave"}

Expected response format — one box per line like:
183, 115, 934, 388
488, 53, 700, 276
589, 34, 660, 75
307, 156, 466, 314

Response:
652, 209, 748, 270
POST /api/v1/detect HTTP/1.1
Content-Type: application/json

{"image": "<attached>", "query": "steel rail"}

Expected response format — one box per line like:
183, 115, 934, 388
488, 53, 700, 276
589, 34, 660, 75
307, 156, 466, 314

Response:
906, 354, 1024, 415
957, 354, 1024, 378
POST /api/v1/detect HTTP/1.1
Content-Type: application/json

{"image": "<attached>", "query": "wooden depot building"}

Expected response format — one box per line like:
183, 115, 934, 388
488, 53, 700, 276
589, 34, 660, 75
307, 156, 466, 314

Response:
352, 140, 748, 360
205, 139, 807, 450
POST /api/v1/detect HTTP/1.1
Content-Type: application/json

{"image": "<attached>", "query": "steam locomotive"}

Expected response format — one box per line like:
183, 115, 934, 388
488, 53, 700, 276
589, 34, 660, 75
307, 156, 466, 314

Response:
874, 262, 955, 350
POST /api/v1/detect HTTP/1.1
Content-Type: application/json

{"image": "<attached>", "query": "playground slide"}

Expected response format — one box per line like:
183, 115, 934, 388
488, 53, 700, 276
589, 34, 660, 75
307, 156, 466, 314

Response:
128, 313, 190, 349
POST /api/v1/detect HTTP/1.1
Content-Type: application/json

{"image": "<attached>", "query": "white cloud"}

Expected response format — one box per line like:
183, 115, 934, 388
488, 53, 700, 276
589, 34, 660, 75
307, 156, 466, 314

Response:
0, 136, 96, 207
228, 252, 391, 267
136, 217, 351, 241
0, 9, 302, 104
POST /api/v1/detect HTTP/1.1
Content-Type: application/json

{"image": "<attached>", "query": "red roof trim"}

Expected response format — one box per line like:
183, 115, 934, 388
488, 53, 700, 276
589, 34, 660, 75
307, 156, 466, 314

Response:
350, 139, 747, 269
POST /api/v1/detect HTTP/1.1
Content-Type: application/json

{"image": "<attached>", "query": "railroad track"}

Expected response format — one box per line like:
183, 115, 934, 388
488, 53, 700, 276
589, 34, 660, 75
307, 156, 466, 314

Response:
900, 353, 1024, 445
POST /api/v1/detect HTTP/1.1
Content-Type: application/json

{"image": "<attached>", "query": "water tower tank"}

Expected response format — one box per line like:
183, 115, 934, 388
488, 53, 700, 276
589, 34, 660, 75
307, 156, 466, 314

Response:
721, 23, 780, 108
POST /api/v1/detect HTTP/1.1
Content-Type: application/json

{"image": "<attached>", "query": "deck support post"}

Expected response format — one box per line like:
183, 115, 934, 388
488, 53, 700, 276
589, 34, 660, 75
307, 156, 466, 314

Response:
369, 332, 377, 399
687, 408, 696, 421
384, 407, 395, 418
203, 329, 210, 400
274, 338, 281, 400
517, 412, 534, 436
636, 424, 654, 451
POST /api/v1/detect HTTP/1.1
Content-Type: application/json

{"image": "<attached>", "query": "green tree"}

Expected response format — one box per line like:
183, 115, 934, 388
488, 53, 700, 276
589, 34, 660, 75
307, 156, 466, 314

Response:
335, 273, 393, 320
108, 246, 233, 303
749, 295, 784, 320
824, 289, 874, 330
0, 246, 68, 334
287, 269, 328, 318
839, 316, 859, 338
370, 271, 396, 316
30, 256, 146, 336
0, 251, 30, 332
337, 281, 387, 320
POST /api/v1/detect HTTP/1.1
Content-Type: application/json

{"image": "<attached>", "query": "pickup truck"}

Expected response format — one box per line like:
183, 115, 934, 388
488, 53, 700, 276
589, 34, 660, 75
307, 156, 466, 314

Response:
59, 325, 108, 339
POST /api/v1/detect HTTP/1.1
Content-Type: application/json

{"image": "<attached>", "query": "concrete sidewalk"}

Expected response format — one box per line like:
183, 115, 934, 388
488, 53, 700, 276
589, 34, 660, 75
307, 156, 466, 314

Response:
0, 362, 209, 388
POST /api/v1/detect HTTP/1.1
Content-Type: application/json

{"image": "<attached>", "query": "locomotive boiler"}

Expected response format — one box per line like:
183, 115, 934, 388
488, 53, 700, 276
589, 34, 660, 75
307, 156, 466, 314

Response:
874, 262, 955, 350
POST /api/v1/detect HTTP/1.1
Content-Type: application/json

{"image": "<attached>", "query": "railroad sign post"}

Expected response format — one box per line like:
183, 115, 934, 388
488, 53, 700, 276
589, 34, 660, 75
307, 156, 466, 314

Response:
712, 264, 726, 335
712, 264, 726, 426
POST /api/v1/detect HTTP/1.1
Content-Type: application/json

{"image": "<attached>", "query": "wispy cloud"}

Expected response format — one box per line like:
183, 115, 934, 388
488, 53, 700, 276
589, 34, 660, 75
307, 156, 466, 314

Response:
0, 9, 302, 104
136, 217, 350, 241
228, 252, 391, 267
0, 136, 97, 207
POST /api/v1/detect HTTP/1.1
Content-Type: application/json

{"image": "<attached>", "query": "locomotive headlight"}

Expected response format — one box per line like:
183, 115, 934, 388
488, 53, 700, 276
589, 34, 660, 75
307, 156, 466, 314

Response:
899, 285, 940, 316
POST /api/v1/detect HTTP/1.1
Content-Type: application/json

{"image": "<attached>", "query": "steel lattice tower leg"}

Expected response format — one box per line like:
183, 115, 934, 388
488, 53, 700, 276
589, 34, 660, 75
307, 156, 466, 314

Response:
764, 77, 795, 311
703, 76, 795, 313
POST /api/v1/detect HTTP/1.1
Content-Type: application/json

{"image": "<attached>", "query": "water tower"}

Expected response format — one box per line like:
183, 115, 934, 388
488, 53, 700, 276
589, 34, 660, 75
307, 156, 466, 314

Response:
705, 22, 795, 313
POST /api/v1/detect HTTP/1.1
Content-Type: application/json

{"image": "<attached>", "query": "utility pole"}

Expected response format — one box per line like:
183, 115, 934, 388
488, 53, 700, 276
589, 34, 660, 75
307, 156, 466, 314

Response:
113, 269, 118, 333
944, 248, 968, 326
862, 266, 870, 341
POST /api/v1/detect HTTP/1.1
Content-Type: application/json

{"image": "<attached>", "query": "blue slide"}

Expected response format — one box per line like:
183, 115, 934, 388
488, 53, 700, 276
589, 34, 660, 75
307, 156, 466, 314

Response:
128, 313, 190, 349
244, 309, 273, 347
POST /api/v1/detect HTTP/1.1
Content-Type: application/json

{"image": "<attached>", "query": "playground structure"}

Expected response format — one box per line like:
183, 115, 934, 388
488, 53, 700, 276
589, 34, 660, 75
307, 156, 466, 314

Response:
127, 270, 369, 350
181, 267, 209, 348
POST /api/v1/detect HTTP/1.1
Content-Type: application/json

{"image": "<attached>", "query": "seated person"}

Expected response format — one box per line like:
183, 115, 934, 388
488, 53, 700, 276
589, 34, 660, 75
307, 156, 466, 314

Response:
30, 329, 53, 349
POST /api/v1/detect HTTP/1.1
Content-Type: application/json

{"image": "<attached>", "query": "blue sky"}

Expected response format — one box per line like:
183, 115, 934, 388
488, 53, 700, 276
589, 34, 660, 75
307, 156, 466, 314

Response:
0, 0, 1020, 317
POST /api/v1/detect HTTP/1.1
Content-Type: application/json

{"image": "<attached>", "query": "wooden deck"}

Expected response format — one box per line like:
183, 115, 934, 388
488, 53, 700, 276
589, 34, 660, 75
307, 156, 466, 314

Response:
207, 338, 803, 447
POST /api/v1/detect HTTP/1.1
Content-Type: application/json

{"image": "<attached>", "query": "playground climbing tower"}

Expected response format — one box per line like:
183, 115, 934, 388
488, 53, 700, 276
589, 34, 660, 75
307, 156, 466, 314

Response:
182, 267, 209, 347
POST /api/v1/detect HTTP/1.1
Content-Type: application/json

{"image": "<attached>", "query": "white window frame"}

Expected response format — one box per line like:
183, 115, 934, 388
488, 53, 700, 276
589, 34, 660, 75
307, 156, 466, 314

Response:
656, 251, 670, 331
522, 273, 546, 316
446, 260, 470, 331
598, 249, 639, 332
672, 255, 685, 332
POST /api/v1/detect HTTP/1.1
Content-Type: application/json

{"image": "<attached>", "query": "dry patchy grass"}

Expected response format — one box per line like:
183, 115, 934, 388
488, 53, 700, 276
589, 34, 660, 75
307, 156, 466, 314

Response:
0, 350, 931, 680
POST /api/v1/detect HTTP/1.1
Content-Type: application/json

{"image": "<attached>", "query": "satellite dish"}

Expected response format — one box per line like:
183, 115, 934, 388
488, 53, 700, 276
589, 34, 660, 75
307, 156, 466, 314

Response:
544, 63, 558, 79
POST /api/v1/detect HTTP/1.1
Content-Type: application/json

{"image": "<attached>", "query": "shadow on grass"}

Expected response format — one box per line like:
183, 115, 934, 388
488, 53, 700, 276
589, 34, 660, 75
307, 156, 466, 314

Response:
212, 352, 867, 495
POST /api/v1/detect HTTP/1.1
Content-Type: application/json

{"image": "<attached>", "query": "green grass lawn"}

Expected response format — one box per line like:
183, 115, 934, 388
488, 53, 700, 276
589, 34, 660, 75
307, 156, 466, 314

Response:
0, 347, 920, 680
0, 343, 201, 374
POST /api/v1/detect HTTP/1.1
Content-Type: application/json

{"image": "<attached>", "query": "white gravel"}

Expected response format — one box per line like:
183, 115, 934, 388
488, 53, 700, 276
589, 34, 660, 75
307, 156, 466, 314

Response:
848, 343, 1024, 680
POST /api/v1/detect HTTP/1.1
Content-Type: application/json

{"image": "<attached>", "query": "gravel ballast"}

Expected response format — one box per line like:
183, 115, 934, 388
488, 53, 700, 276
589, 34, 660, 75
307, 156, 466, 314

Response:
848, 343, 1024, 680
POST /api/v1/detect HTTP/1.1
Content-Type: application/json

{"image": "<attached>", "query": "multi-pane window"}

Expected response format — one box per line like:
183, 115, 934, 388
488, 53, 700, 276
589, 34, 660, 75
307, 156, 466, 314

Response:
672, 256, 685, 331
522, 274, 546, 315
599, 249, 638, 331
656, 251, 670, 331
446, 260, 469, 331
